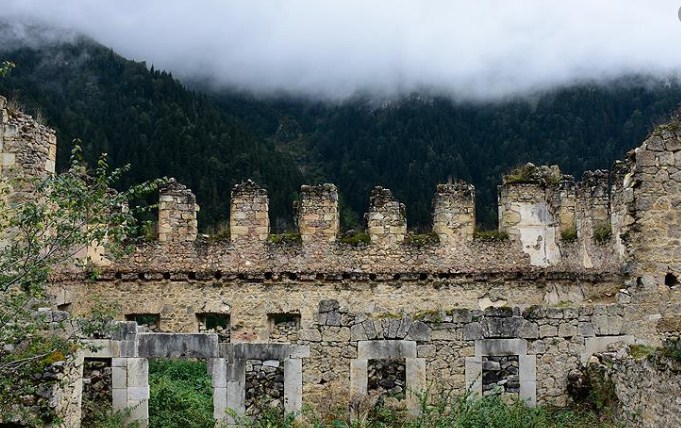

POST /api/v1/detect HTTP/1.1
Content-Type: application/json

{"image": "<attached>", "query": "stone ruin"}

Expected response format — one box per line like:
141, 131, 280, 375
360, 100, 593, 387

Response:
4, 95, 681, 427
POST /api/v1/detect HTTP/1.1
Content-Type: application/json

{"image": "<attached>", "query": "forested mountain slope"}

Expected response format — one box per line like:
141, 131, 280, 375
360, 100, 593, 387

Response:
2, 33, 681, 229
213, 83, 681, 227
0, 37, 304, 229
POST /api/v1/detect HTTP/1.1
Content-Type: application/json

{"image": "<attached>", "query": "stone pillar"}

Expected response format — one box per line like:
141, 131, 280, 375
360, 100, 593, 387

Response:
367, 187, 406, 246
157, 179, 199, 242
432, 181, 475, 245
297, 184, 338, 245
230, 180, 269, 245
577, 170, 611, 243
211, 358, 228, 422
112, 357, 149, 427
555, 177, 577, 235
498, 173, 560, 267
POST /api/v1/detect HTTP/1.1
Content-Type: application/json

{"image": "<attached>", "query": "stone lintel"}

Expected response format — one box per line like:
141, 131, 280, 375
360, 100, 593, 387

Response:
357, 340, 417, 359
137, 333, 218, 358
232, 343, 291, 360
474, 338, 527, 356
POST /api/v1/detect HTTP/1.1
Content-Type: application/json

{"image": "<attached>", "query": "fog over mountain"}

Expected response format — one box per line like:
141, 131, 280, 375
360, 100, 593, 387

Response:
1, 1, 680, 100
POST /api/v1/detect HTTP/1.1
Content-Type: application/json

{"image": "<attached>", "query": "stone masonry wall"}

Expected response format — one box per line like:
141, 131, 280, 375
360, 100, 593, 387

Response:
157, 178, 199, 242
586, 346, 681, 428
367, 186, 407, 246
7, 96, 681, 424
432, 182, 475, 245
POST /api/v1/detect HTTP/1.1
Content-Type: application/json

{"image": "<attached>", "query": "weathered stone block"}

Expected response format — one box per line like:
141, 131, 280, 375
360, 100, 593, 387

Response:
406, 321, 430, 341
358, 340, 417, 359
539, 324, 558, 338
463, 322, 484, 340
350, 324, 368, 341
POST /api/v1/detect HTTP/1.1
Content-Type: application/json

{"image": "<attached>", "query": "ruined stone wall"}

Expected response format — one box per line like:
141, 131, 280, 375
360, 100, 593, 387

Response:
7, 95, 681, 423
0, 95, 57, 204
586, 347, 681, 428
0, 96, 56, 182
619, 121, 681, 303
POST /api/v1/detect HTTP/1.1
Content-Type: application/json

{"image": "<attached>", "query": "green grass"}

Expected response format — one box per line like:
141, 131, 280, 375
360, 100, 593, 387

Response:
473, 230, 509, 242
593, 224, 612, 244
240, 392, 615, 428
148, 359, 214, 428
339, 230, 371, 246
560, 226, 578, 242
404, 232, 440, 247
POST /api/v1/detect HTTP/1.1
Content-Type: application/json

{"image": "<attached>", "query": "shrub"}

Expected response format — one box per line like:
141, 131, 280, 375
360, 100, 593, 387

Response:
593, 224, 612, 244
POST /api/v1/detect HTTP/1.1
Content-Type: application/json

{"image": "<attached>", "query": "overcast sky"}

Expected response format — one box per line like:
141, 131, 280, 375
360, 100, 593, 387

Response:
1, 1, 681, 100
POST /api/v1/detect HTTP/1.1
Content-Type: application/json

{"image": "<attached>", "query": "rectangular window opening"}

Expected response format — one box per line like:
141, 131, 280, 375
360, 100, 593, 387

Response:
196, 313, 230, 342
267, 313, 301, 343
125, 313, 160, 332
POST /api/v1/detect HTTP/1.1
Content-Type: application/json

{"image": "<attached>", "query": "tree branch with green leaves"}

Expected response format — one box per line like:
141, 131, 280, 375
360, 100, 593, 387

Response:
0, 143, 164, 425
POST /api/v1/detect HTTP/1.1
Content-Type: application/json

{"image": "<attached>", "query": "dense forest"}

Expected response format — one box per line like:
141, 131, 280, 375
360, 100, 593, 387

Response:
2, 35, 681, 230
0, 38, 304, 230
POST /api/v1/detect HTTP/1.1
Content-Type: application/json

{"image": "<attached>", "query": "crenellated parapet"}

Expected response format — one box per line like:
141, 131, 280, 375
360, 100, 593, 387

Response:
230, 180, 269, 245
157, 178, 199, 242
296, 184, 339, 245
432, 181, 475, 244
367, 186, 406, 246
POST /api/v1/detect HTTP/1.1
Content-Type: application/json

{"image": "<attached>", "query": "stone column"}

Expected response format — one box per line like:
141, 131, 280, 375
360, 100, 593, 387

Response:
210, 358, 228, 422
367, 187, 406, 246
297, 184, 339, 245
157, 179, 199, 242
230, 180, 269, 245
432, 182, 475, 245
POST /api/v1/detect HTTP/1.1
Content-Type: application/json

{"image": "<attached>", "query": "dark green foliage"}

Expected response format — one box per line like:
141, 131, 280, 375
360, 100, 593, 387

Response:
3, 35, 681, 231
148, 359, 214, 428
0, 39, 304, 231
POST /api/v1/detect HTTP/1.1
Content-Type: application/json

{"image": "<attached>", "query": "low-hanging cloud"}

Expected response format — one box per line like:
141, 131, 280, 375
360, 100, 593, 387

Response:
1, 1, 681, 100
